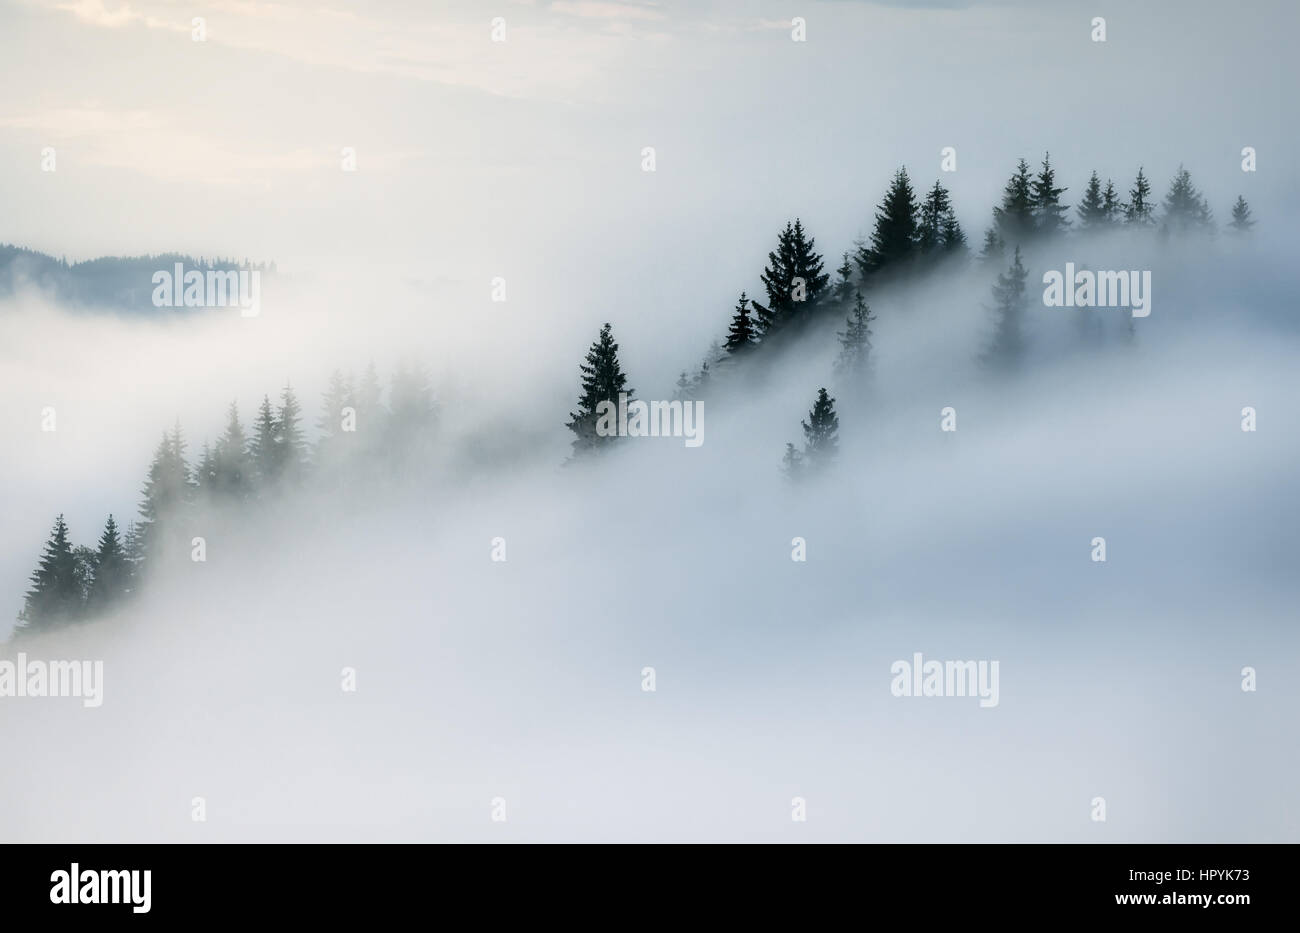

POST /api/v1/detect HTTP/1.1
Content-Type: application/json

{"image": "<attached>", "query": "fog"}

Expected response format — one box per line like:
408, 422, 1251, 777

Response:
2, 0, 1297, 842
2, 222, 1297, 841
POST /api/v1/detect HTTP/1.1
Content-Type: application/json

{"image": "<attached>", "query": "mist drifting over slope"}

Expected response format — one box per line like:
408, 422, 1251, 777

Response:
3, 0, 1298, 844
2, 220, 1297, 841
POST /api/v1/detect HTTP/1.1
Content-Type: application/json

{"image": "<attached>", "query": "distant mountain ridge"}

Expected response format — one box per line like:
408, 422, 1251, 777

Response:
0, 244, 275, 312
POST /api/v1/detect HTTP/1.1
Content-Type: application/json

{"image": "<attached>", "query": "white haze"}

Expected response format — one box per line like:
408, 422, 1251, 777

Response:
2, 225, 1298, 841
2, 0, 1298, 842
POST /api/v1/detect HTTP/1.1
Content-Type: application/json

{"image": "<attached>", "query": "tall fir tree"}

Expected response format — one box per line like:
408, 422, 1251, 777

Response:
1101, 179, 1121, 226
566, 323, 633, 459
213, 401, 252, 500
723, 292, 758, 355
981, 246, 1030, 371
833, 253, 855, 303
1162, 165, 1214, 233
1031, 153, 1070, 236
941, 210, 967, 255
1077, 171, 1106, 229
834, 291, 875, 382
194, 441, 217, 499
275, 384, 309, 482
992, 159, 1037, 246
856, 168, 920, 281
136, 424, 192, 567
17, 515, 82, 633
1228, 195, 1255, 233
86, 514, 129, 613
755, 219, 829, 334
1124, 167, 1156, 226
918, 180, 964, 262
800, 388, 840, 473
978, 227, 1005, 265
250, 395, 278, 484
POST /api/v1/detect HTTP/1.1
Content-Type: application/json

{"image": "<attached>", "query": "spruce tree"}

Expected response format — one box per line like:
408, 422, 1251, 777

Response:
136, 425, 192, 566
1228, 195, 1255, 233
1162, 165, 1214, 232
17, 515, 82, 632
1124, 167, 1156, 226
941, 210, 967, 255
250, 395, 278, 484
757, 219, 829, 334
992, 159, 1037, 246
1031, 152, 1070, 236
275, 384, 309, 482
856, 168, 920, 281
917, 180, 952, 258
723, 292, 757, 355
1101, 179, 1121, 226
566, 323, 633, 458
194, 442, 217, 499
1077, 171, 1106, 229
213, 401, 252, 500
832, 253, 855, 303
981, 246, 1029, 371
978, 228, 1005, 265
86, 514, 129, 613
800, 388, 839, 473
834, 291, 875, 381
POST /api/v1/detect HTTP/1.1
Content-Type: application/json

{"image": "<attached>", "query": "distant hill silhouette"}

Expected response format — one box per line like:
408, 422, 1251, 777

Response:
0, 244, 274, 312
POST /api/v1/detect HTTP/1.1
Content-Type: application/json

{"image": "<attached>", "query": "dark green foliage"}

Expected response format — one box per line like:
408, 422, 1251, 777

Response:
213, 401, 253, 500
723, 292, 758, 355
856, 168, 920, 281
1031, 153, 1070, 236
1124, 167, 1156, 226
834, 291, 874, 381
918, 180, 964, 263
1229, 195, 1255, 233
86, 515, 129, 613
17, 515, 82, 633
757, 219, 829, 334
832, 253, 855, 303
566, 323, 633, 458
800, 388, 840, 472
1161, 165, 1214, 233
1077, 171, 1106, 229
992, 159, 1037, 246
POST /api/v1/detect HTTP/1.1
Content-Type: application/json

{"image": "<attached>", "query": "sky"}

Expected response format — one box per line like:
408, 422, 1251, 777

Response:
0, 0, 1297, 842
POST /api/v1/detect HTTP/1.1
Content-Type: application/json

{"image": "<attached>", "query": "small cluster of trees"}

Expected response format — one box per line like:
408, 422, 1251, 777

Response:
15, 363, 437, 637
564, 157, 1257, 473
978, 156, 1254, 261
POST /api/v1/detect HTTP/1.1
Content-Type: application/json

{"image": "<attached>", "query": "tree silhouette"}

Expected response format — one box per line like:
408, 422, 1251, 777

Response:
566, 323, 633, 459
857, 168, 920, 282
981, 246, 1030, 372
17, 515, 82, 633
